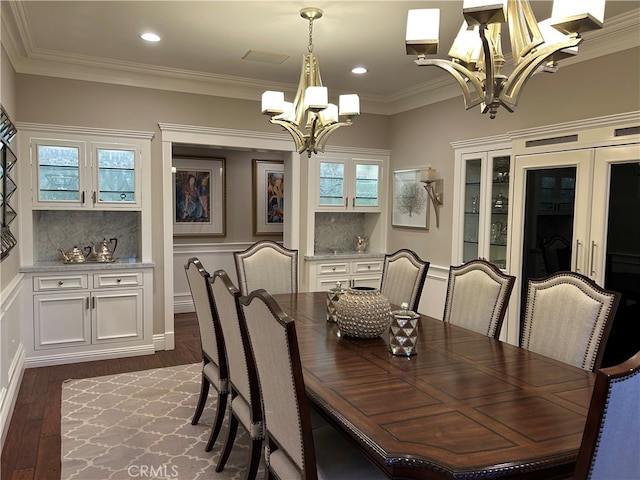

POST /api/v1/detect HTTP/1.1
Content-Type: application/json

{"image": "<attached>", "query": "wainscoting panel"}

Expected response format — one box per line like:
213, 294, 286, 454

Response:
416, 264, 448, 320
174, 242, 448, 321
0, 274, 25, 447
173, 242, 251, 313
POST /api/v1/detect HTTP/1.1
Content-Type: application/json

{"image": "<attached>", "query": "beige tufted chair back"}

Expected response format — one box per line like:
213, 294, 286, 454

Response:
521, 272, 620, 371
443, 259, 515, 339
380, 249, 429, 312
184, 258, 229, 452
234, 240, 298, 296
210, 270, 263, 478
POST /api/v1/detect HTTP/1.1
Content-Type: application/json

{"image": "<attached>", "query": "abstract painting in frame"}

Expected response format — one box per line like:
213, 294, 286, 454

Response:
392, 168, 429, 229
173, 157, 226, 237
253, 159, 284, 235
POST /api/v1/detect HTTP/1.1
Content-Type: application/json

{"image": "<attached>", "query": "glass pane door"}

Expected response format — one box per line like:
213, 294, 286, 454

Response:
318, 161, 345, 206
37, 144, 81, 202
590, 145, 640, 367
463, 158, 481, 262
97, 148, 136, 203
489, 155, 510, 268
353, 163, 379, 207
521, 167, 577, 310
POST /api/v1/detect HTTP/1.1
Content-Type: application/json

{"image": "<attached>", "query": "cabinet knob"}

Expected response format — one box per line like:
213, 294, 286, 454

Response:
367, 265, 371, 270
58, 281, 64, 286
116, 278, 122, 283
331, 267, 336, 271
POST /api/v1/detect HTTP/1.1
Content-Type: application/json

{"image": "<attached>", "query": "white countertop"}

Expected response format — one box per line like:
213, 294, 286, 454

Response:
304, 252, 385, 261
20, 260, 155, 273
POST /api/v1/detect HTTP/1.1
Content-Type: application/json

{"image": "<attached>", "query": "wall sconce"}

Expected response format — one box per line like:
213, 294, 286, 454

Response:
420, 167, 444, 228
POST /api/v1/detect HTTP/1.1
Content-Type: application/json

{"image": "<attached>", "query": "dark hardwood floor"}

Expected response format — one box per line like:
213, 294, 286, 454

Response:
1, 313, 201, 480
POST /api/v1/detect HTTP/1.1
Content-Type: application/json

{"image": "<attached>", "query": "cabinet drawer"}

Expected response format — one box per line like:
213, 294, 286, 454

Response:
351, 260, 383, 274
317, 262, 349, 276
93, 272, 143, 288
34, 274, 88, 291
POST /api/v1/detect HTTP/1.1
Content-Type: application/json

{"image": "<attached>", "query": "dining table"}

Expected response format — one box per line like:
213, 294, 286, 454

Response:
272, 291, 596, 480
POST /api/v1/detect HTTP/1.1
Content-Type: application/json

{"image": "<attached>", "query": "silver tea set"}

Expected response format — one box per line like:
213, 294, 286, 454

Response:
59, 237, 118, 263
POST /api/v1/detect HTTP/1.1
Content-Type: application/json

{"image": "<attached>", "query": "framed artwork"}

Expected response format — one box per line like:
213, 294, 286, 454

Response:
173, 157, 226, 237
392, 168, 429, 229
253, 159, 284, 235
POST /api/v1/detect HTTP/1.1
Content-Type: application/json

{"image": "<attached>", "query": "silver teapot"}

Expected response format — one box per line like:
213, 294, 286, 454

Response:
59, 245, 91, 263
355, 236, 369, 253
91, 237, 118, 262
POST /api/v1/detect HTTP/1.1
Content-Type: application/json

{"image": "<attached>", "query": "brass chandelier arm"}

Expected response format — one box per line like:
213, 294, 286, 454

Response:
415, 58, 485, 110
500, 35, 583, 110
507, 0, 545, 63
315, 120, 353, 154
269, 118, 307, 154
479, 24, 499, 110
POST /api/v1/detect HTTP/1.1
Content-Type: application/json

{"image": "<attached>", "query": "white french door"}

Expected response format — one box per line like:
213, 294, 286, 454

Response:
505, 143, 640, 353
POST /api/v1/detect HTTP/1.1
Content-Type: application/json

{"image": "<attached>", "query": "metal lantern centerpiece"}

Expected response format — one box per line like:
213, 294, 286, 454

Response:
389, 302, 420, 356
335, 286, 391, 339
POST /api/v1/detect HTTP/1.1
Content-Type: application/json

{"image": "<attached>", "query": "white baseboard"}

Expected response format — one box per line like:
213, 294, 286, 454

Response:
24, 344, 156, 368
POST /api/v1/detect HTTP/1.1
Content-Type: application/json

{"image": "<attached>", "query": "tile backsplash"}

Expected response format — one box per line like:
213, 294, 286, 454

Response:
34, 210, 141, 262
314, 212, 366, 254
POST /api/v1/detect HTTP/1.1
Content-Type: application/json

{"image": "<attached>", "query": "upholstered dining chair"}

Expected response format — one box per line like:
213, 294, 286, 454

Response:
521, 271, 621, 372
379, 248, 429, 312
234, 240, 298, 296
184, 258, 229, 452
442, 259, 515, 339
573, 350, 640, 480
238, 289, 388, 480
209, 269, 263, 480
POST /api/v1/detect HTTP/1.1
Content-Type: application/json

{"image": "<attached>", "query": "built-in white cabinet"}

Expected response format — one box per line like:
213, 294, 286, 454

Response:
307, 256, 383, 291
299, 148, 390, 292
452, 137, 512, 270
25, 267, 153, 365
315, 156, 383, 212
31, 138, 142, 210
18, 124, 155, 366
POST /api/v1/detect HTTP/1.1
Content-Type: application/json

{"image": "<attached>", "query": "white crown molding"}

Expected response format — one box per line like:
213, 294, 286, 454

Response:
15, 122, 155, 139
2, 5, 638, 116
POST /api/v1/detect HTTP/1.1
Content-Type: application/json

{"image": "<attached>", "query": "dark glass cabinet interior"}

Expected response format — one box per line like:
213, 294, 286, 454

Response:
521, 163, 640, 367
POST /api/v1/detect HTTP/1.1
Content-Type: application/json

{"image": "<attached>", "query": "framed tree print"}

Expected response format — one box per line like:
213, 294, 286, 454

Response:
392, 168, 429, 229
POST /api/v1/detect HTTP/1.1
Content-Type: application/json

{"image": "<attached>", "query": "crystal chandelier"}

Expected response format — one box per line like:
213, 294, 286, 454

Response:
406, 1, 606, 119
262, 7, 360, 157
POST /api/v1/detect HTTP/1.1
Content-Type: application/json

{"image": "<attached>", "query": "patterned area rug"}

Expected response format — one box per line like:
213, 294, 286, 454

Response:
62, 363, 263, 480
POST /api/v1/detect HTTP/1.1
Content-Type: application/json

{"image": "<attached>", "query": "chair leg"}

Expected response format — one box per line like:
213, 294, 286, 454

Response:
216, 411, 239, 471
205, 392, 228, 452
244, 438, 263, 480
192, 376, 210, 425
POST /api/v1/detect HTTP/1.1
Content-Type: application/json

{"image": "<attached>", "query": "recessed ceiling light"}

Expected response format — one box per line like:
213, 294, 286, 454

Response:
351, 66, 368, 75
140, 32, 161, 42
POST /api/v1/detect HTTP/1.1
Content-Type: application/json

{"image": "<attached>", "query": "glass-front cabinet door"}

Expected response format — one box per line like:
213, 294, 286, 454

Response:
34, 139, 85, 206
316, 156, 381, 212
33, 139, 141, 209
456, 149, 511, 269
93, 143, 138, 206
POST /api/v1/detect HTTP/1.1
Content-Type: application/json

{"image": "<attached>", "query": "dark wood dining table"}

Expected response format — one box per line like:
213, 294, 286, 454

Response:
273, 292, 595, 480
